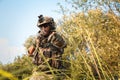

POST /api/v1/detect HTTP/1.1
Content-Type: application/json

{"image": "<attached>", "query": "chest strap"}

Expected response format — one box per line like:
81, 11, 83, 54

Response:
47, 31, 55, 42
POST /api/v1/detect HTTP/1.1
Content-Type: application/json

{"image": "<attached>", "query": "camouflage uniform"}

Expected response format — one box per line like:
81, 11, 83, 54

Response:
29, 15, 66, 69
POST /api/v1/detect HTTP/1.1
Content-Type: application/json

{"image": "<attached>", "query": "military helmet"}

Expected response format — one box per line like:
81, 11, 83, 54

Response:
37, 15, 56, 30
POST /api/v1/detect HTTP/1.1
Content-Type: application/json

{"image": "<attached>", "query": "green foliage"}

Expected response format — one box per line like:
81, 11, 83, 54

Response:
24, 35, 36, 49
0, 55, 34, 80
56, 8, 120, 79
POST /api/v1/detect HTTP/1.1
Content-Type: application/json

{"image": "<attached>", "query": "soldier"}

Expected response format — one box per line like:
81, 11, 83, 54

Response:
28, 15, 66, 69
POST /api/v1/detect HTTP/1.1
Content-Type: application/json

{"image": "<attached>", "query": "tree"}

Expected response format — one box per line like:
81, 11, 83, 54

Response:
58, 0, 120, 16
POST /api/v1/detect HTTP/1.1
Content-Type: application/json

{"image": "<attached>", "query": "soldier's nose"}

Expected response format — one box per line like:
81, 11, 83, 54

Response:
41, 27, 45, 30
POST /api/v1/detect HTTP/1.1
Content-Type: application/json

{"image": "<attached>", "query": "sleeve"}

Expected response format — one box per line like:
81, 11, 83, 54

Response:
50, 33, 67, 49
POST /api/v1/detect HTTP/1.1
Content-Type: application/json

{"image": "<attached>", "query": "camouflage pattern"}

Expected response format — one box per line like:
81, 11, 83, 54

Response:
32, 31, 66, 69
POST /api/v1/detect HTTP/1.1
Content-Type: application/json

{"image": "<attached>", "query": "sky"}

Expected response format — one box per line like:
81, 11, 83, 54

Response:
0, 0, 64, 64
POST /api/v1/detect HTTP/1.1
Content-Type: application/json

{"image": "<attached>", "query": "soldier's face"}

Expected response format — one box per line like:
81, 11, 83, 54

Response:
41, 24, 51, 36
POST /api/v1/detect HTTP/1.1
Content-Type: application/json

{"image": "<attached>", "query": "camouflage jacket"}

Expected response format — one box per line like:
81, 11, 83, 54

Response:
37, 31, 66, 52
33, 31, 66, 68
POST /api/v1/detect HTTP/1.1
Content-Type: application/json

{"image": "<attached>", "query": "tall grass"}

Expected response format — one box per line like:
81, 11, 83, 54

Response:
55, 9, 119, 79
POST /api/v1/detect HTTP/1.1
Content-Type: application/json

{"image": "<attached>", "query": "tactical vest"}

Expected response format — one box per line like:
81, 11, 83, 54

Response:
33, 31, 66, 69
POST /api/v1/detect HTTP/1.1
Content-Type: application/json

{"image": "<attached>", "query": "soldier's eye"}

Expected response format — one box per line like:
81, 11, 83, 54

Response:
43, 24, 49, 27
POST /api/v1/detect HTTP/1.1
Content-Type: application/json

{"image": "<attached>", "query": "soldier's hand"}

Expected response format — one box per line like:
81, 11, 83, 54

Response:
28, 45, 35, 56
